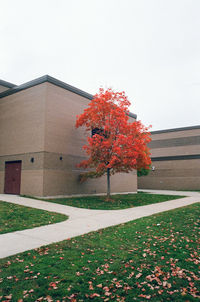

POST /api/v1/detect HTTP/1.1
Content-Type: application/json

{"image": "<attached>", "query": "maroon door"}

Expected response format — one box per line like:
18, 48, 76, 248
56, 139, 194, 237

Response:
4, 161, 22, 194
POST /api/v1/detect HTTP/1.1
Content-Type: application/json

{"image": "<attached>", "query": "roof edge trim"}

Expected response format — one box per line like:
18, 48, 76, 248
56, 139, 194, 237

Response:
128, 111, 137, 119
0, 75, 94, 100
151, 154, 200, 161
0, 75, 137, 119
151, 125, 200, 134
0, 79, 16, 88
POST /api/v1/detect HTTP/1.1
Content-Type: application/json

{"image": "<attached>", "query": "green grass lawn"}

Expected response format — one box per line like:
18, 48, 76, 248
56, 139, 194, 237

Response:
181, 190, 200, 192
39, 192, 184, 210
0, 203, 199, 301
0, 201, 68, 234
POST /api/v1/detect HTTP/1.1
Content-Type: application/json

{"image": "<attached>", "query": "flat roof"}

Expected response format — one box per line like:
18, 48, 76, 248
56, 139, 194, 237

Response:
0, 75, 137, 119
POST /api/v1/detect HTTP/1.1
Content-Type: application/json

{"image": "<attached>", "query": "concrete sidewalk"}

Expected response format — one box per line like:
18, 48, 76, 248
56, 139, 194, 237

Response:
0, 190, 199, 259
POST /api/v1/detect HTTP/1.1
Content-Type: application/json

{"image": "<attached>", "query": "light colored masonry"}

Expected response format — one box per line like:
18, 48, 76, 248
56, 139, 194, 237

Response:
138, 125, 200, 190
0, 76, 137, 196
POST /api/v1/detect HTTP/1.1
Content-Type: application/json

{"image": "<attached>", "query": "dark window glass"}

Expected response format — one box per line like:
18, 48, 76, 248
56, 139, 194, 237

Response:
91, 128, 103, 136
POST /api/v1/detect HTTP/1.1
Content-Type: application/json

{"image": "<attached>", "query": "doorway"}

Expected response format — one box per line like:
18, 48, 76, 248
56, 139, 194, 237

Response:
4, 161, 22, 194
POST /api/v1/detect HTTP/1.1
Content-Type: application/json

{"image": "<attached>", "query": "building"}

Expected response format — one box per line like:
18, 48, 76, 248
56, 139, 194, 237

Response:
138, 125, 200, 190
0, 75, 137, 196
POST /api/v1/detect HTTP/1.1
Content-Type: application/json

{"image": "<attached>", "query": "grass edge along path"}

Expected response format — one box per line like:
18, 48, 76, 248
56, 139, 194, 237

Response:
0, 203, 199, 301
0, 200, 68, 235
22, 192, 184, 210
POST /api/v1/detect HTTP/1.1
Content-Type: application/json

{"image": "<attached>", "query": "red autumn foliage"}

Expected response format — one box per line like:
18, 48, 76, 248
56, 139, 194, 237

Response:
76, 88, 151, 186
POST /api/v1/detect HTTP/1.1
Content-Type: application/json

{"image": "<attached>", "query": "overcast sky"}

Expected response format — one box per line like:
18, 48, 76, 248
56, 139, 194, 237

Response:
1, 0, 200, 130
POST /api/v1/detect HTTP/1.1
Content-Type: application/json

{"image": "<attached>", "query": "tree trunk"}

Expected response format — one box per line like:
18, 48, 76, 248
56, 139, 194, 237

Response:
107, 168, 111, 198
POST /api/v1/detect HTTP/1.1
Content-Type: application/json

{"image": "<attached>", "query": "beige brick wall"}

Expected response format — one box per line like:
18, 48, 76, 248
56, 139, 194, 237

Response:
45, 83, 88, 156
138, 172, 200, 191
0, 171, 4, 193
138, 127, 200, 190
43, 169, 137, 197
0, 84, 46, 194
0, 83, 46, 156
151, 128, 200, 140
151, 145, 200, 157
0, 152, 45, 195
42, 84, 137, 196
0, 81, 137, 196
21, 170, 44, 196
0, 153, 44, 171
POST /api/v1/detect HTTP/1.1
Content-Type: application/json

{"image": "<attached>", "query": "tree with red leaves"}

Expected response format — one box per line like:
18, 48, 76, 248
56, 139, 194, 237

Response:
76, 88, 151, 198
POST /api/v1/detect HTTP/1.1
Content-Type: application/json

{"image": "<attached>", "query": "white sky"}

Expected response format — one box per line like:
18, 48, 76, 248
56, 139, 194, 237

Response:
1, 0, 200, 130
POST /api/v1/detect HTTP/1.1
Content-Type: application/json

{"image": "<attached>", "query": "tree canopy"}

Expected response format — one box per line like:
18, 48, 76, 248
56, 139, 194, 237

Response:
76, 88, 151, 197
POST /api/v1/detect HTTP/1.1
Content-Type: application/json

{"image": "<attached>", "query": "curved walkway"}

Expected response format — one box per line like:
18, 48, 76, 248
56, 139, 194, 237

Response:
0, 190, 199, 259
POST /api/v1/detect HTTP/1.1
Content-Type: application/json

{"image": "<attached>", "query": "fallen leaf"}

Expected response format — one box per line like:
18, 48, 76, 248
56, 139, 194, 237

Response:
136, 273, 142, 279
